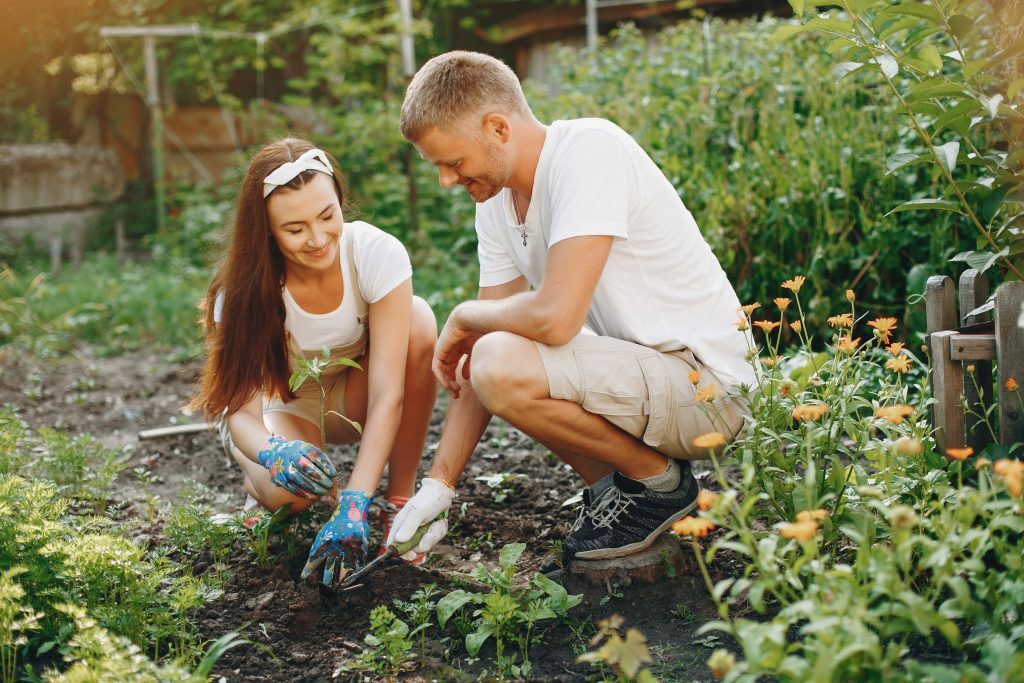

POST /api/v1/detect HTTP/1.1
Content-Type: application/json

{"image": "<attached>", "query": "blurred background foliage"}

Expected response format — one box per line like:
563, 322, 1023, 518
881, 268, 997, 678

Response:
0, 0, 1020, 356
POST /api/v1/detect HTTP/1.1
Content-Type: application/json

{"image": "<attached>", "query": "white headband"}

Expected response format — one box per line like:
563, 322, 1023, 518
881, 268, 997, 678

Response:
262, 148, 333, 198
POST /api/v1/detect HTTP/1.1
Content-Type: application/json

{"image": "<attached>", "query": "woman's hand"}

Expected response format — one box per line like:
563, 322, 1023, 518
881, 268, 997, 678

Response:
301, 490, 373, 586
256, 435, 337, 499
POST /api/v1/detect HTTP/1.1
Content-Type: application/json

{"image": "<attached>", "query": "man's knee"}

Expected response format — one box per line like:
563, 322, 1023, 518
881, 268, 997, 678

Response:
470, 332, 542, 414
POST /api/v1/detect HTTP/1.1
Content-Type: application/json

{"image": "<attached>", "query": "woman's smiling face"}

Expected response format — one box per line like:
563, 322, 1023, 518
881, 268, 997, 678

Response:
266, 173, 343, 272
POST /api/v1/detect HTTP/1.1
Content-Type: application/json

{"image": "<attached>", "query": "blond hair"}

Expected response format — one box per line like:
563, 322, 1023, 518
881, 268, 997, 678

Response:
400, 51, 531, 141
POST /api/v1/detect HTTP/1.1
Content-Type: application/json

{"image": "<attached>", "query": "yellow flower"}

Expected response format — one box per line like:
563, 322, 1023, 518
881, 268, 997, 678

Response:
796, 508, 828, 523
781, 275, 806, 293
735, 316, 749, 331
976, 457, 991, 469
875, 404, 915, 424
760, 355, 783, 368
790, 320, 802, 333
946, 447, 974, 461
672, 516, 716, 538
1006, 378, 1019, 392
887, 342, 905, 356
754, 320, 781, 333
738, 302, 761, 315
966, 364, 976, 373
886, 356, 911, 374
693, 431, 726, 449
694, 385, 718, 403
845, 289, 856, 302
792, 403, 827, 421
697, 490, 719, 511
708, 649, 736, 680
688, 370, 701, 384
835, 336, 860, 354
894, 437, 923, 455
827, 313, 853, 328
774, 297, 791, 312
779, 519, 818, 541
994, 459, 1023, 498
868, 317, 898, 344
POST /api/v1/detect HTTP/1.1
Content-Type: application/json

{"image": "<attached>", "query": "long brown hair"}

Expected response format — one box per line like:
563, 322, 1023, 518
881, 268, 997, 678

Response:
193, 137, 346, 418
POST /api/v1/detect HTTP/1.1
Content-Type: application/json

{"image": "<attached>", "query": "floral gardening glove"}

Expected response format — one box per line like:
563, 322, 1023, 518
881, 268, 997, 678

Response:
256, 435, 337, 499
301, 490, 373, 587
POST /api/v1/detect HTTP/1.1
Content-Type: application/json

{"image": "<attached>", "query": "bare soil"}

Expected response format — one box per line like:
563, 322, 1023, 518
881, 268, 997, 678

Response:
0, 348, 741, 682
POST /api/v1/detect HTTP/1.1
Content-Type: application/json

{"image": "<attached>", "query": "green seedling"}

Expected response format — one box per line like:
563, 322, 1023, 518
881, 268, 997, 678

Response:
474, 472, 526, 505
394, 583, 439, 667
435, 543, 582, 679
352, 605, 414, 680
289, 346, 363, 448
0, 568, 41, 683
238, 504, 292, 569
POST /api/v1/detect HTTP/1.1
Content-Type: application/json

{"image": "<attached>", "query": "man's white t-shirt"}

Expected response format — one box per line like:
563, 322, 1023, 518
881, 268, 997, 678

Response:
214, 220, 412, 352
475, 118, 755, 389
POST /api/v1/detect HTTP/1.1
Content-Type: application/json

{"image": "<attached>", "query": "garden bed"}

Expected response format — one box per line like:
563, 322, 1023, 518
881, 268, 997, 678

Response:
0, 348, 735, 681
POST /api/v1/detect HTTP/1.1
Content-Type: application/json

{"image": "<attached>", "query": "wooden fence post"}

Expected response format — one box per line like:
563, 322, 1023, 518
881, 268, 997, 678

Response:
959, 270, 992, 451
995, 281, 1024, 445
926, 276, 958, 453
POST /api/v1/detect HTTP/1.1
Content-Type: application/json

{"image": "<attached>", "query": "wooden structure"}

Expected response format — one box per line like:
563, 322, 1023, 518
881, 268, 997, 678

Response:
926, 271, 1024, 453
564, 534, 685, 589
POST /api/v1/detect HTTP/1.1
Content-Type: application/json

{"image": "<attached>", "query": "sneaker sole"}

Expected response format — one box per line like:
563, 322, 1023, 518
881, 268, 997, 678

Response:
571, 497, 698, 561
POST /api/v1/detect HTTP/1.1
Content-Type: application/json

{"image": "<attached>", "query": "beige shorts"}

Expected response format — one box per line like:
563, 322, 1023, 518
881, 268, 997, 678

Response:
263, 366, 362, 445
535, 334, 747, 460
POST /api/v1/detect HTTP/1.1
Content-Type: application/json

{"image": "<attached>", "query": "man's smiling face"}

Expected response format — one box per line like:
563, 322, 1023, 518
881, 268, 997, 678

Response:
414, 124, 514, 203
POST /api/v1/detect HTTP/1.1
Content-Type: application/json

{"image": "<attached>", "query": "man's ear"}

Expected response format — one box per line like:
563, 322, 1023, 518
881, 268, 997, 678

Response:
482, 113, 512, 144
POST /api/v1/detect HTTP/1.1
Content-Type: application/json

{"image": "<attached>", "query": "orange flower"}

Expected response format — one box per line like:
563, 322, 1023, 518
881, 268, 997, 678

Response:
792, 404, 827, 421
827, 313, 853, 328
886, 356, 911, 374
779, 520, 818, 541
868, 317, 898, 343
845, 289, 856, 302
697, 490, 719, 511
887, 342, 905, 356
993, 459, 1023, 498
693, 432, 726, 449
875, 405, 915, 424
688, 370, 701, 384
754, 320, 781, 333
736, 316, 749, 331
790, 320, 802, 333
836, 336, 860, 354
796, 508, 828, 523
760, 355, 783, 368
976, 457, 990, 469
672, 516, 716, 538
774, 297, 791, 312
1006, 378, 1019, 392
694, 385, 718, 403
781, 276, 806, 293
738, 303, 761, 315
946, 447, 974, 461
779, 383, 792, 397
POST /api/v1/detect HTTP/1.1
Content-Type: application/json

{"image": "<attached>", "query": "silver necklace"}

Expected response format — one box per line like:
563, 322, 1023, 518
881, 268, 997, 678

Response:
512, 189, 527, 246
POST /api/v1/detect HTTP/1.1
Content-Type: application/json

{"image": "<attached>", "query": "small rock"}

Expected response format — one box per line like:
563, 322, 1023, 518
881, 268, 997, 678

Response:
256, 591, 276, 609
290, 652, 310, 663
224, 592, 239, 602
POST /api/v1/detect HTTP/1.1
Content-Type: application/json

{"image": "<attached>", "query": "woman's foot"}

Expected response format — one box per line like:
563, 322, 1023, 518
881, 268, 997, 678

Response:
242, 493, 266, 530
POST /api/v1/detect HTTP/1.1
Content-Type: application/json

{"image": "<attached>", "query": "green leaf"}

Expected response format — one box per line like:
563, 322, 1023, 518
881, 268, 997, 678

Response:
803, 17, 854, 33
436, 589, 474, 628
1009, 79, 1024, 101
933, 100, 981, 134
499, 542, 526, 568
884, 198, 965, 216
919, 45, 943, 71
465, 626, 493, 656
885, 152, 931, 175
878, 15, 918, 41
906, 79, 968, 102
787, 0, 805, 16
934, 141, 960, 174
947, 14, 974, 38
835, 61, 864, 81
881, 2, 942, 26
870, 55, 899, 79
769, 24, 809, 43
951, 248, 1009, 273
979, 94, 1003, 119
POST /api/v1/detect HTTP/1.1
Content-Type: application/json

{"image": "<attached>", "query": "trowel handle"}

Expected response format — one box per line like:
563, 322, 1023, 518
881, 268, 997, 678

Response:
391, 523, 429, 556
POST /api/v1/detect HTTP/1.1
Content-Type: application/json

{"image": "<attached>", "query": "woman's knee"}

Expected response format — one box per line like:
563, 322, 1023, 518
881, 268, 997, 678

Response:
409, 296, 438, 362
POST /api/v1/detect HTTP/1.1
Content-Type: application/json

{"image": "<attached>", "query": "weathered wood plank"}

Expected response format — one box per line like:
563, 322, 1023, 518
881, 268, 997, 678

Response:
959, 270, 992, 450
138, 423, 214, 440
950, 334, 996, 361
995, 281, 1024, 446
931, 330, 965, 454
925, 276, 957, 334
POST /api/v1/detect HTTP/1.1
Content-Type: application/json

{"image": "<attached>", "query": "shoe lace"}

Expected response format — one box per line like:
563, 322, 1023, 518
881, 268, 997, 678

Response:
586, 486, 634, 529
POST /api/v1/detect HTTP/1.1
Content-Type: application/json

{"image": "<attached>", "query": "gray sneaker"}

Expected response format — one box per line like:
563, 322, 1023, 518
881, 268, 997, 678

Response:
564, 463, 698, 561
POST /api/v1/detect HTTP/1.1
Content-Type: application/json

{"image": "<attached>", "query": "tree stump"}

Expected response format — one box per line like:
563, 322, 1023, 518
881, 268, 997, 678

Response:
563, 534, 684, 590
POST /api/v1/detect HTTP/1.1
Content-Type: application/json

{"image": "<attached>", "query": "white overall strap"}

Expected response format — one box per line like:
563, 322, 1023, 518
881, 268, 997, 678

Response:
343, 223, 369, 329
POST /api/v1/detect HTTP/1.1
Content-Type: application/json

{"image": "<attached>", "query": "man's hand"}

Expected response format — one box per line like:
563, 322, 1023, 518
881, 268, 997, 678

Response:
433, 307, 483, 398
385, 478, 455, 560
301, 490, 373, 586
257, 435, 337, 499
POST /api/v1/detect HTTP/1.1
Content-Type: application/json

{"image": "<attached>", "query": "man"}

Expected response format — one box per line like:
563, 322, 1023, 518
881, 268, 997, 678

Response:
386, 51, 754, 563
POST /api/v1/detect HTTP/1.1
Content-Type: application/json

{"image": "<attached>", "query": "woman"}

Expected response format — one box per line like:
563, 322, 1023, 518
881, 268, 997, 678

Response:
192, 138, 437, 587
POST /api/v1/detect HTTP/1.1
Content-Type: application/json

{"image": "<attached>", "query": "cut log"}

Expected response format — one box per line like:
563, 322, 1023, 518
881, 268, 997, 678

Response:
564, 534, 685, 589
